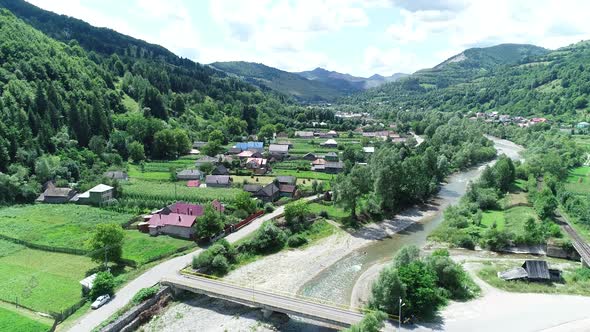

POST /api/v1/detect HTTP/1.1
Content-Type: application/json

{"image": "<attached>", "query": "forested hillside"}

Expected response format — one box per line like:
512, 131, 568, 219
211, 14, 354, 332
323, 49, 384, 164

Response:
211, 61, 349, 102
0, 8, 314, 204
350, 43, 590, 122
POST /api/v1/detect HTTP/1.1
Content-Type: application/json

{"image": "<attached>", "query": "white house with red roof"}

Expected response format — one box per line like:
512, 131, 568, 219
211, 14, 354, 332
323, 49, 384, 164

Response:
147, 213, 197, 239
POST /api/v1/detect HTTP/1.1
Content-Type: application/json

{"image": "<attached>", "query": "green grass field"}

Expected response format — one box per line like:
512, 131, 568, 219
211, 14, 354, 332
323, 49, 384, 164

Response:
565, 166, 590, 195
272, 169, 336, 181
0, 240, 95, 313
0, 205, 133, 248
122, 232, 193, 265
0, 307, 50, 332
128, 158, 198, 181
480, 210, 506, 231
0, 205, 190, 264
308, 203, 349, 221
503, 205, 539, 237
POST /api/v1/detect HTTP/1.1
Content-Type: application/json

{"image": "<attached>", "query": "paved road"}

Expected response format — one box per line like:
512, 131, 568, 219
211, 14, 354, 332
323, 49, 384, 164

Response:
162, 274, 364, 327
68, 195, 320, 332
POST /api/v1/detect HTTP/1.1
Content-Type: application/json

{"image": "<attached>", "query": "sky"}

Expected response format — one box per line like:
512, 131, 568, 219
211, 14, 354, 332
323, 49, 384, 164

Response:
27, 0, 590, 77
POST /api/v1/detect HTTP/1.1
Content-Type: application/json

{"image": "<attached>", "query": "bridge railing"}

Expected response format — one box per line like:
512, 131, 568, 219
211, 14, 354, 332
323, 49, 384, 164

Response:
178, 268, 400, 321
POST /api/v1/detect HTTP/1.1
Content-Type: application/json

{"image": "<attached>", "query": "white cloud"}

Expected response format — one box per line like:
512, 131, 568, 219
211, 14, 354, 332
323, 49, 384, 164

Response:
362, 46, 425, 75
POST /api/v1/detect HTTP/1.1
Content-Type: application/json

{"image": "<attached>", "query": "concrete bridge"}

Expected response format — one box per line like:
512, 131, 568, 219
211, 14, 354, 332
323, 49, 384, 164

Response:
161, 274, 365, 328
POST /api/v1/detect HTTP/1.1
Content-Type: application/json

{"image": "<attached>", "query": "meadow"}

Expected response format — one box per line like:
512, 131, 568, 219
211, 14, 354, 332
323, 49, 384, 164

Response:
565, 166, 590, 195
0, 240, 95, 313
0, 205, 191, 264
308, 202, 349, 221
0, 307, 50, 332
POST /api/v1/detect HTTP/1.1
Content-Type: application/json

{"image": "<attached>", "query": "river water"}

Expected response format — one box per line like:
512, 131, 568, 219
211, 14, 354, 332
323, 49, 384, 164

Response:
299, 136, 524, 305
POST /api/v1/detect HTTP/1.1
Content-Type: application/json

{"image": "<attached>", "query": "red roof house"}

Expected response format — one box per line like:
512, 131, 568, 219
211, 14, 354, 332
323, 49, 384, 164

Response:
187, 180, 200, 187
147, 213, 197, 239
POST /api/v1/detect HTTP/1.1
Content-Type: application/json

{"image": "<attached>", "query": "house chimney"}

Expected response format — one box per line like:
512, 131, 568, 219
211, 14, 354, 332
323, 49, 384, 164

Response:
178, 216, 181, 222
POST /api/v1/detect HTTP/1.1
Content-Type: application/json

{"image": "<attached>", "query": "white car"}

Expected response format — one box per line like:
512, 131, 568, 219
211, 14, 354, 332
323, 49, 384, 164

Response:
91, 294, 111, 309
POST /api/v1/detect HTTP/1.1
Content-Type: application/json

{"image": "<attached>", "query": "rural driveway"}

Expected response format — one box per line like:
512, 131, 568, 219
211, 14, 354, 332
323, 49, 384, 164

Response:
68, 195, 321, 332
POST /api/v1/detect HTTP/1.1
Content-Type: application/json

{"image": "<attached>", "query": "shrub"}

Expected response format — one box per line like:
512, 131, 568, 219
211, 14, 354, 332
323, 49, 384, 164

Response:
248, 221, 287, 254
90, 271, 115, 300
211, 254, 230, 275
287, 234, 308, 248
264, 203, 275, 213
451, 232, 476, 250
319, 210, 329, 218
132, 286, 159, 304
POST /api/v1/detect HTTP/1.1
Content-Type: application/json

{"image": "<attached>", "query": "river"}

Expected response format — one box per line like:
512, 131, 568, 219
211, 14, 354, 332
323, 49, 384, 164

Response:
299, 136, 524, 306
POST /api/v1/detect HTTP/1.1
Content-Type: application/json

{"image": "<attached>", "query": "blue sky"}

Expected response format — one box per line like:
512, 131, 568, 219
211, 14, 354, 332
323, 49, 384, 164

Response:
28, 0, 590, 77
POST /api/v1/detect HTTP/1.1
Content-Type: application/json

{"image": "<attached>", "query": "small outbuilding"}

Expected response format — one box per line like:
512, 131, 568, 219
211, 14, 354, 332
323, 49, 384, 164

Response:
104, 171, 129, 181
206, 175, 231, 188
176, 169, 204, 180
320, 139, 338, 148
498, 260, 561, 282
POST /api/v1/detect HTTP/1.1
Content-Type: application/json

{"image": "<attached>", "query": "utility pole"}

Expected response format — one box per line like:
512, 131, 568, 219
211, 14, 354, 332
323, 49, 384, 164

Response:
398, 296, 404, 332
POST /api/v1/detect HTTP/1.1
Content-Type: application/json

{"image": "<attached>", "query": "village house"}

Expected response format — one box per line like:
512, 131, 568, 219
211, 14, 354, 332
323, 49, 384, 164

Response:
237, 150, 263, 159
324, 151, 339, 161
576, 121, 590, 130
235, 142, 264, 153
276, 132, 289, 139
279, 184, 296, 198
324, 161, 344, 173
73, 184, 114, 205
212, 164, 230, 176
147, 213, 197, 239
206, 175, 231, 188
227, 147, 242, 155
311, 158, 327, 167
245, 158, 268, 175
320, 139, 338, 148
187, 180, 200, 187
104, 170, 128, 181
276, 175, 297, 186
176, 169, 204, 180
253, 183, 280, 203
243, 184, 262, 195
36, 183, 77, 204
269, 144, 290, 156
363, 147, 375, 153
302, 152, 317, 161
195, 155, 218, 167
295, 131, 314, 139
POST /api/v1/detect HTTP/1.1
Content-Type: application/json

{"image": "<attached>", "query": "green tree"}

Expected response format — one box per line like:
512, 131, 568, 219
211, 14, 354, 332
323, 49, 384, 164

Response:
258, 124, 275, 141
89, 271, 115, 300
87, 223, 125, 264
284, 201, 311, 233
249, 221, 287, 253
208, 129, 225, 145
89, 135, 107, 155
393, 245, 420, 269
344, 311, 387, 332
235, 191, 256, 214
194, 206, 225, 239
128, 141, 145, 163
369, 265, 406, 315
534, 188, 557, 219
397, 260, 445, 320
